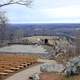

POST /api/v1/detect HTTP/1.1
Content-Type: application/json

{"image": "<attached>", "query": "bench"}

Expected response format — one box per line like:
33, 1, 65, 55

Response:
10, 67, 20, 71
17, 65, 24, 69
4, 70, 14, 73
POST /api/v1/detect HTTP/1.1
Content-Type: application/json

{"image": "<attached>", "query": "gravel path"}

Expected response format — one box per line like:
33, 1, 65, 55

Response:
5, 64, 42, 80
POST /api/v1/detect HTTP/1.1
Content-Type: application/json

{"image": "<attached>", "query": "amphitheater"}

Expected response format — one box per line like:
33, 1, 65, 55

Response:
0, 36, 59, 80
0, 44, 48, 80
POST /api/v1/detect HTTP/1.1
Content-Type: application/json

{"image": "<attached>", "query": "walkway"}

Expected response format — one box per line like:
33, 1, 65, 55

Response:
5, 59, 57, 80
5, 64, 42, 80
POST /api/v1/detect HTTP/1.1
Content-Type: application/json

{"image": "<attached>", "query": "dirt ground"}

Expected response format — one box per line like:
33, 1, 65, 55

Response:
40, 72, 64, 80
40, 72, 80, 80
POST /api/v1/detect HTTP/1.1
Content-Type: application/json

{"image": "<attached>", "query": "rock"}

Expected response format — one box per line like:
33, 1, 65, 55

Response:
64, 66, 72, 76
69, 57, 80, 65
64, 66, 78, 76
30, 73, 40, 80
40, 63, 65, 73
64, 57, 80, 76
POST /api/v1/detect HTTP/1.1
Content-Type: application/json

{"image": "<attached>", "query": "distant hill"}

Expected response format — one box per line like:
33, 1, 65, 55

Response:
6, 23, 80, 37
7, 23, 80, 30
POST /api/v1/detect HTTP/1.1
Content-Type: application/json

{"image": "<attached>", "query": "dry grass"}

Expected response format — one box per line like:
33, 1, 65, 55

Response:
40, 72, 80, 80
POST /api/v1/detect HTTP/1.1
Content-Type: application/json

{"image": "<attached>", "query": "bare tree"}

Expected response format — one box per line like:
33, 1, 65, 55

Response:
76, 29, 80, 56
14, 29, 24, 42
0, 11, 8, 44
0, 0, 33, 46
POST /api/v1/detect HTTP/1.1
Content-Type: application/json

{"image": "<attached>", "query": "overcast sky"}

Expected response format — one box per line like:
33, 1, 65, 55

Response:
1, 0, 80, 23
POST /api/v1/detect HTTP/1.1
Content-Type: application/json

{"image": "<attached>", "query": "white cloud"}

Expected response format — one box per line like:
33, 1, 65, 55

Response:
41, 6, 80, 18
1, 0, 80, 23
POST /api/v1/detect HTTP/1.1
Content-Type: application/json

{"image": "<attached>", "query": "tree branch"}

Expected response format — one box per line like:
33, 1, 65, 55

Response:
0, 3, 14, 7
0, 0, 32, 7
16, 0, 32, 6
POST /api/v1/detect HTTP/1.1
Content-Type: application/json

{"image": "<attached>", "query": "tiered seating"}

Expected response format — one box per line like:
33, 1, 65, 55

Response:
0, 54, 38, 79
